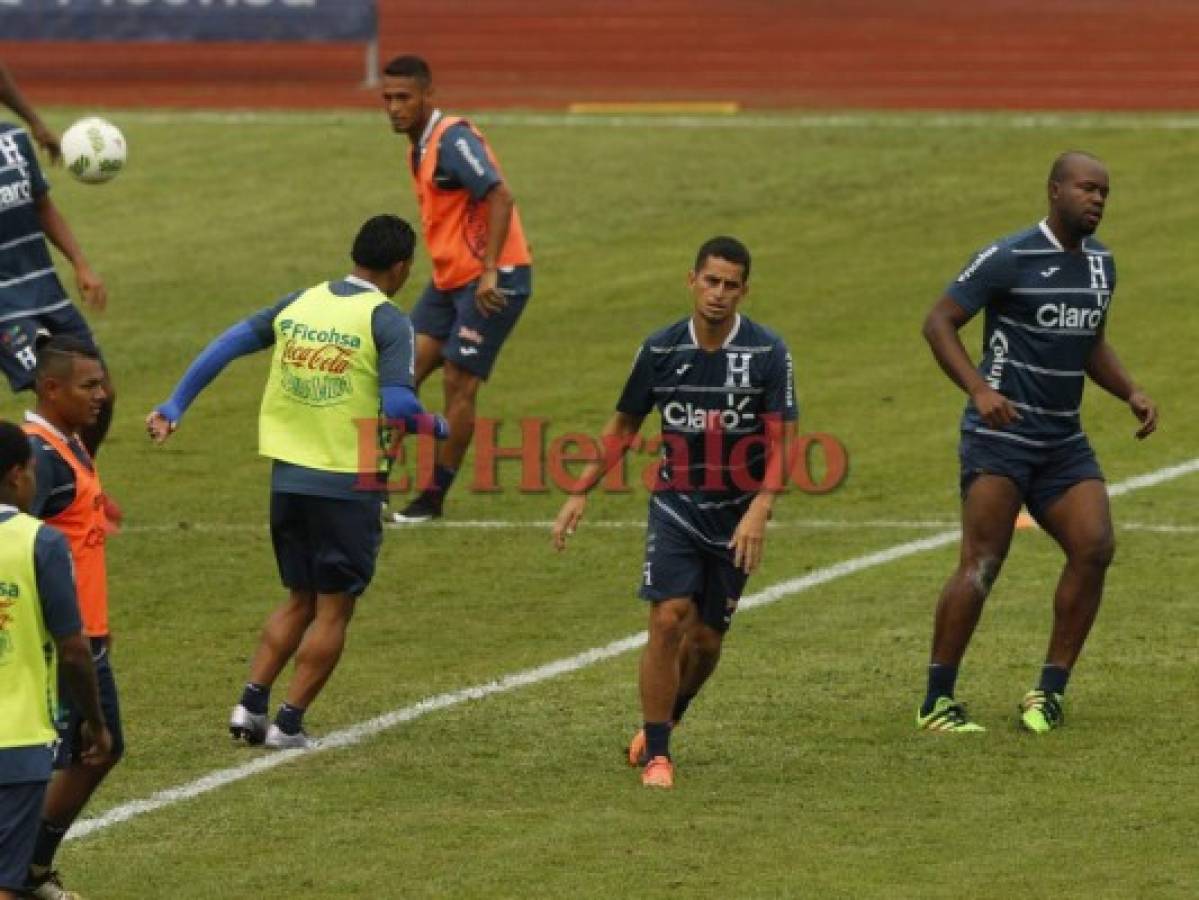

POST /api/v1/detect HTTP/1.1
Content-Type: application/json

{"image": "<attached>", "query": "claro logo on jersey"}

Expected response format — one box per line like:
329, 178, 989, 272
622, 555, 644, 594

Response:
662, 400, 756, 432
1035, 300, 1107, 329
957, 245, 998, 282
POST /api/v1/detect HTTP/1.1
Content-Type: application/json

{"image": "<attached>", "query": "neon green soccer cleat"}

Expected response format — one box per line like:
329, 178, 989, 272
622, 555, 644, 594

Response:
916, 696, 986, 732
1019, 690, 1064, 733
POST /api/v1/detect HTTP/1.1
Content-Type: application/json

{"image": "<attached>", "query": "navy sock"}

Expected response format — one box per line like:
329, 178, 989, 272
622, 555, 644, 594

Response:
644, 721, 672, 760
31, 821, 69, 869
670, 692, 696, 724
240, 682, 270, 715
921, 664, 959, 716
275, 703, 305, 736
1037, 664, 1070, 695
432, 464, 457, 495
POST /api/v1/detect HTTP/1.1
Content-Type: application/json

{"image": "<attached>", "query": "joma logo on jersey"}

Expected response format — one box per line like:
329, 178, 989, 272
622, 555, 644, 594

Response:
663, 401, 755, 431
957, 245, 998, 282
724, 352, 752, 388
985, 329, 1009, 389
1036, 303, 1105, 329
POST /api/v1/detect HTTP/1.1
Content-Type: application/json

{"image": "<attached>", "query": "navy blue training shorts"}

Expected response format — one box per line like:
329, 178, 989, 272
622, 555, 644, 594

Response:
408, 266, 531, 380
270, 491, 383, 598
54, 636, 124, 767
959, 430, 1104, 522
0, 780, 48, 892
0, 303, 100, 392
638, 501, 748, 634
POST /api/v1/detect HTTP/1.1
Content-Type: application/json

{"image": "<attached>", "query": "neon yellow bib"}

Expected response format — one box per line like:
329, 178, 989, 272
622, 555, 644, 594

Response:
259, 282, 387, 474
0, 512, 59, 750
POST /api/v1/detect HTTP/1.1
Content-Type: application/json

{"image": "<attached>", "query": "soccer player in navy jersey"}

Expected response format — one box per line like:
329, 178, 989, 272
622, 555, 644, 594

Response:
917, 151, 1157, 734
553, 236, 797, 788
0, 84, 112, 461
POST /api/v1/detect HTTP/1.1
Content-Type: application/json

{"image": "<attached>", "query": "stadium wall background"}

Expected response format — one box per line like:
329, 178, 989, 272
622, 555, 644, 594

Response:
2, 0, 1198, 111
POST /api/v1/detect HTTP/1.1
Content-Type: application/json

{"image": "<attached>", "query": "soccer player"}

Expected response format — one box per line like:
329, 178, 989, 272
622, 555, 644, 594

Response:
916, 151, 1157, 734
0, 418, 110, 900
381, 54, 533, 522
146, 215, 446, 749
552, 237, 797, 788
1, 98, 113, 461
0, 62, 61, 162
21, 336, 122, 900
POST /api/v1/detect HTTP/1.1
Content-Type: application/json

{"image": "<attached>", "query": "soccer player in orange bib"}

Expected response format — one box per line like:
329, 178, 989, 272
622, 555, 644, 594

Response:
382, 55, 533, 522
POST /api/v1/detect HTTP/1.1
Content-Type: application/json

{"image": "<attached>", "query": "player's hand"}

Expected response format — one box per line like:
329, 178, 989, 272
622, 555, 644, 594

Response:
1129, 390, 1158, 439
75, 264, 107, 312
969, 384, 1021, 429
474, 268, 507, 317
79, 720, 113, 768
552, 495, 588, 551
31, 122, 62, 164
731, 501, 771, 574
145, 410, 177, 444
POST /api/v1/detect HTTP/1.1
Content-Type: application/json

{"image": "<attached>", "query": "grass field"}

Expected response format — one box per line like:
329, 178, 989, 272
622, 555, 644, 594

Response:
3, 109, 1197, 899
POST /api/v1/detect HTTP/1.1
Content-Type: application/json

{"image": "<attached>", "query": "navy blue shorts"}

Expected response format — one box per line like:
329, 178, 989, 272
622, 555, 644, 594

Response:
639, 502, 748, 634
270, 492, 383, 598
0, 780, 48, 891
55, 636, 124, 767
0, 302, 100, 392
959, 431, 1104, 522
408, 266, 531, 380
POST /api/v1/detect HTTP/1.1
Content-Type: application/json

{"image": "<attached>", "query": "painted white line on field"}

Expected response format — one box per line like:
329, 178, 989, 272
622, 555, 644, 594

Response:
67, 457, 1199, 843
105, 109, 1199, 131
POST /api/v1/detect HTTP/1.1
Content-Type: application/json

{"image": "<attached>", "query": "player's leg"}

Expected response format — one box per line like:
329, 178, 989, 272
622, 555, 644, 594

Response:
671, 547, 742, 725
28, 644, 123, 898
919, 436, 1028, 731
265, 493, 381, 748
0, 317, 41, 396
394, 268, 531, 522
1, 781, 49, 900
1018, 451, 1111, 732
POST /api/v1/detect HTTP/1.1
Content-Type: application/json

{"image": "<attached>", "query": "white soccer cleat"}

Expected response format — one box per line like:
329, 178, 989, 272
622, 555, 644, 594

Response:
264, 724, 314, 750
228, 704, 267, 745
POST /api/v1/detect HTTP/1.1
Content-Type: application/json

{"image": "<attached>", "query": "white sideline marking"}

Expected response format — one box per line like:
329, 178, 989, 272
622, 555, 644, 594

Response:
67, 458, 1199, 843
108, 110, 1199, 131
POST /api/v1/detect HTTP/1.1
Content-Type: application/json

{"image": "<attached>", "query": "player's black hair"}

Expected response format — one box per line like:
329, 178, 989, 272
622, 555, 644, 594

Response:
383, 55, 433, 87
34, 334, 101, 385
1049, 150, 1103, 184
694, 235, 752, 282
0, 419, 31, 479
351, 215, 417, 272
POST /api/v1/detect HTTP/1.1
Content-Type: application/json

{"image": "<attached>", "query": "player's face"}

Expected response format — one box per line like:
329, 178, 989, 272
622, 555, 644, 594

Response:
382, 76, 433, 138
688, 256, 749, 326
1051, 158, 1110, 236
50, 357, 107, 431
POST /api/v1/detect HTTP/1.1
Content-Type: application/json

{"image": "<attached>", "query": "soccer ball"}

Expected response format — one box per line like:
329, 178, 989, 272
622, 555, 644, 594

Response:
61, 118, 127, 184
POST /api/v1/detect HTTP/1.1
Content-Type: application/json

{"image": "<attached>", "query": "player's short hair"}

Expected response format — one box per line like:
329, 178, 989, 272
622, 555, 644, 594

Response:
1049, 150, 1103, 184
0, 419, 31, 477
34, 334, 101, 388
351, 215, 417, 272
383, 55, 433, 87
694, 236, 752, 282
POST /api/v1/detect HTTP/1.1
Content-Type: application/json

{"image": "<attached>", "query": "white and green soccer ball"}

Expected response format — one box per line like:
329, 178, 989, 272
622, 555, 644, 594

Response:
61, 117, 127, 184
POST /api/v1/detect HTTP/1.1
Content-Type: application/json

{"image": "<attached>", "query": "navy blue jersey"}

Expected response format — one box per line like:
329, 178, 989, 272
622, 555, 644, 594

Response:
412, 115, 501, 202
26, 412, 93, 519
0, 123, 69, 318
618, 314, 798, 544
947, 220, 1113, 448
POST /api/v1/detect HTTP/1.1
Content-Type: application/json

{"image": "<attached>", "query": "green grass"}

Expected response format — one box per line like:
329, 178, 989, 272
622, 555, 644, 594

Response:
3, 109, 1197, 898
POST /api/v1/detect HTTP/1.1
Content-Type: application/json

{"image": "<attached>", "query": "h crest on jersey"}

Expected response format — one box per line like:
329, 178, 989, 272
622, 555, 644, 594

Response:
724, 352, 752, 388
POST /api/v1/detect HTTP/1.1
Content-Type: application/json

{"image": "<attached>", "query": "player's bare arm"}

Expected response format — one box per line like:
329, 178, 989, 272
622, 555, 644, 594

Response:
0, 62, 61, 162
35, 194, 106, 311
730, 419, 795, 573
922, 295, 1019, 428
55, 632, 113, 767
1085, 329, 1158, 439
144, 411, 177, 444
475, 182, 516, 316
551, 411, 644, 551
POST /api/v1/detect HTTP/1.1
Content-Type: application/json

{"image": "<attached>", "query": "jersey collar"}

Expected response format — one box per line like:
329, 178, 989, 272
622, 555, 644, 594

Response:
23, 410, 71, 443
687, 313, 742, 349
0, 504, 16, 515
343, 274, 381, 293
1038, 218, 1065, 251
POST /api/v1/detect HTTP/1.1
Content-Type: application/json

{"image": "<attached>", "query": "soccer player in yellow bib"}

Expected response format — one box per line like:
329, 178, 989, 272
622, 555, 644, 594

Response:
0, 420, 110, 900
146, 216, 446, 749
